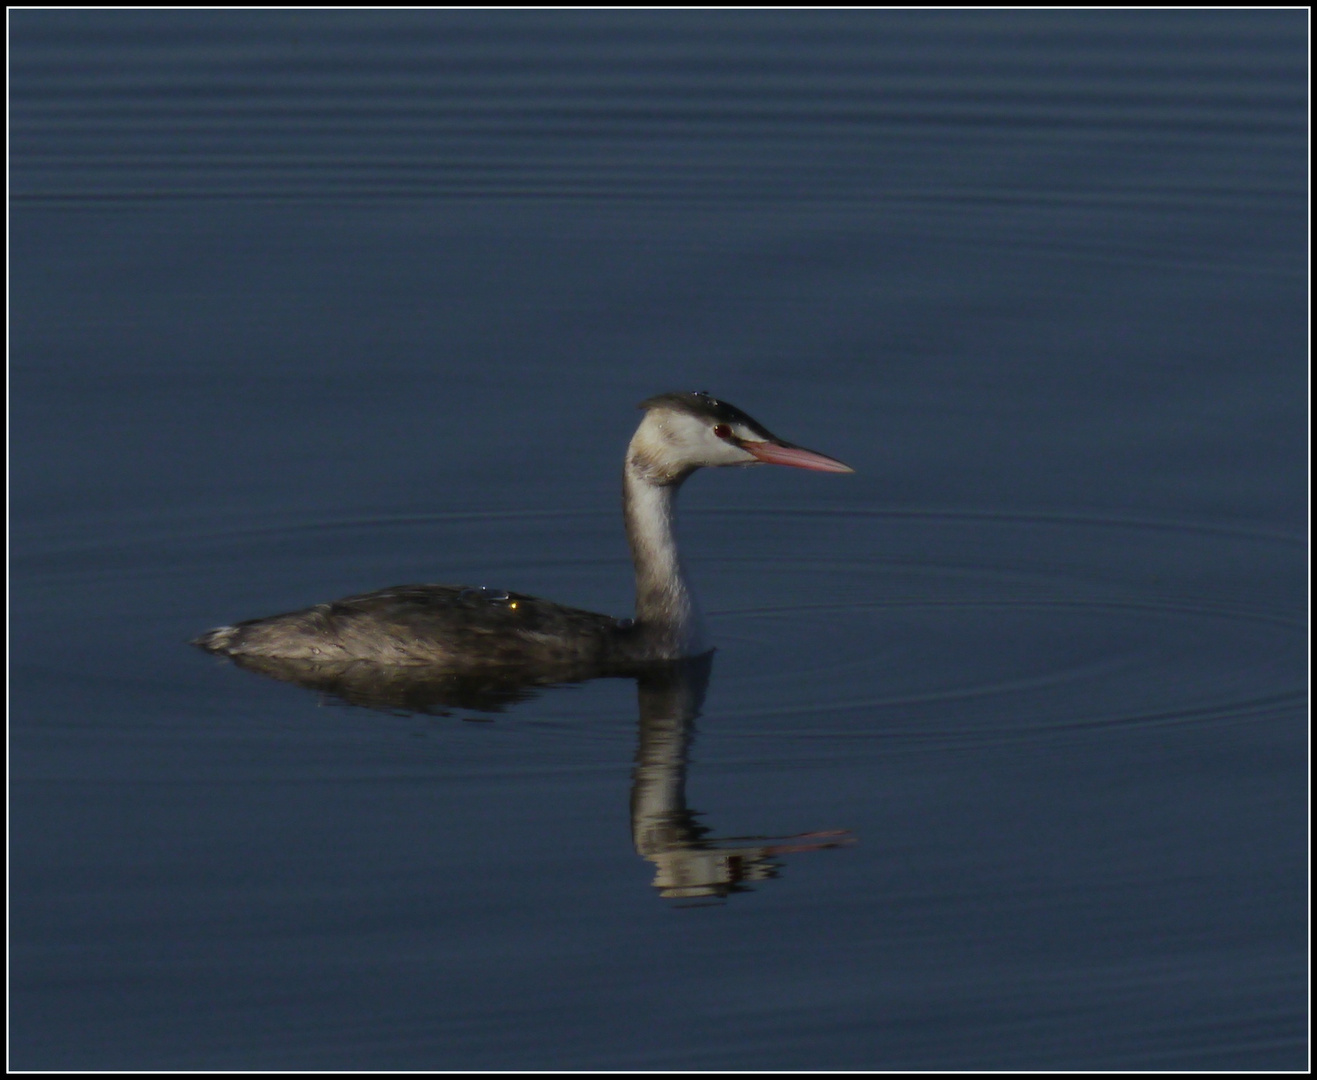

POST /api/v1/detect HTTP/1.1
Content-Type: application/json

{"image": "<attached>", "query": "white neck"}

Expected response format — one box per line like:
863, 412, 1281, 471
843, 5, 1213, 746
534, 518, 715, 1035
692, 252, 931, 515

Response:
623, 453, 704, 658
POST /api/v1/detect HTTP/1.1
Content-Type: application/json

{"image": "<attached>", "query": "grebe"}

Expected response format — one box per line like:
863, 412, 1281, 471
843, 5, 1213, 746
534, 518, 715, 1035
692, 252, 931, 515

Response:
192, 391, 852, 668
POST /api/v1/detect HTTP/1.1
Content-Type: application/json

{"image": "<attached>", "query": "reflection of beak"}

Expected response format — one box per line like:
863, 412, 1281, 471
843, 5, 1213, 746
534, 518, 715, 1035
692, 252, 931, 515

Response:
743, 440, 854, 473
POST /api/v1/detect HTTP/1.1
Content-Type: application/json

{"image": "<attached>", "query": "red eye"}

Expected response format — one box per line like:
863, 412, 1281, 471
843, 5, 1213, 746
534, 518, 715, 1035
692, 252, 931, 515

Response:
713, 424, 732, 439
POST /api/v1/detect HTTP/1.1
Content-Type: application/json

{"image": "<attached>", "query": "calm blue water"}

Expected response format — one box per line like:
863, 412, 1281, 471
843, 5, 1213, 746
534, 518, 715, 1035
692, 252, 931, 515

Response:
10, 10, 1307, 1070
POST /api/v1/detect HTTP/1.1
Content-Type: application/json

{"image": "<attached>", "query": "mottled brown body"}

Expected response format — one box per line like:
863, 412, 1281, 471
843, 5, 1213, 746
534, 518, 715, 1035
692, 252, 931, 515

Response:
192, 584, 648, 667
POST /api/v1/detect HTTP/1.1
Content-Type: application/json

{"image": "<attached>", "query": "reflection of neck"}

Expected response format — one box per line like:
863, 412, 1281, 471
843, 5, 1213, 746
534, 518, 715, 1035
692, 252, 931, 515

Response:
631, 709, 696, 857
623, 462, 701, 657
630, 657, 711, 858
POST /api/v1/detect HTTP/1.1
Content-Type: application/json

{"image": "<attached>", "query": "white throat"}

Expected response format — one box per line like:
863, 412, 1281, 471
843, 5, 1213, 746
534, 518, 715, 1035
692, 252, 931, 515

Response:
623, 451, 705, 658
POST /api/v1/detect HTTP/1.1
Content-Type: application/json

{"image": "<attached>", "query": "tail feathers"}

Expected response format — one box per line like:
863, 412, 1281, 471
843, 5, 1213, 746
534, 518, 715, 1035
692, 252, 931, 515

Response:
191, 625, 241, 654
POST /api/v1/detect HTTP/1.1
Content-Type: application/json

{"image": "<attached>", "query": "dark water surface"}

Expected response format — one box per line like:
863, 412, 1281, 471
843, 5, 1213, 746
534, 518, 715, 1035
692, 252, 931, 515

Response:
10, 10, 1307, 1070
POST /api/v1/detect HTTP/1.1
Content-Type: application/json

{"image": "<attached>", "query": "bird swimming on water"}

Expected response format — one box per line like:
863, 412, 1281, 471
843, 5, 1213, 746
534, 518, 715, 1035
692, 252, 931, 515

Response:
192, 391, 853, 669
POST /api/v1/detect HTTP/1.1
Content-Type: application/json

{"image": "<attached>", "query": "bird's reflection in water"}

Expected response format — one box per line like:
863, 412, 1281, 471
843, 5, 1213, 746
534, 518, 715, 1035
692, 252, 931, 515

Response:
215, 651, 855, 899
220, 652, 590, 714
631, 654, 854, 900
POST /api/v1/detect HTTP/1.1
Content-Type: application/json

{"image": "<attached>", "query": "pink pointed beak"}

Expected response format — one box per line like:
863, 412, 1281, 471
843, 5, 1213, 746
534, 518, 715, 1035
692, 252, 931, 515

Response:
742, 440, 854, 473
